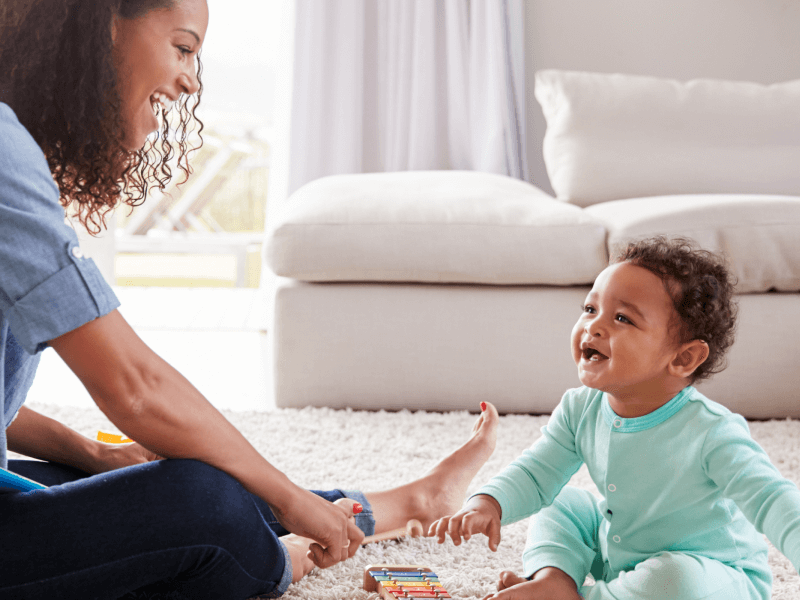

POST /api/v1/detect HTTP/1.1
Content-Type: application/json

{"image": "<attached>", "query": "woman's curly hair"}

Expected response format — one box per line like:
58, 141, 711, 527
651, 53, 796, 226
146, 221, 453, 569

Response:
0, 0, 203, 233
613, 236, 738, 383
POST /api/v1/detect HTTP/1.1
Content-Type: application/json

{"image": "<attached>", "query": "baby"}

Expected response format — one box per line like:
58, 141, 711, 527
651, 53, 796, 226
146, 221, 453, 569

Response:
430, 236, 800, 600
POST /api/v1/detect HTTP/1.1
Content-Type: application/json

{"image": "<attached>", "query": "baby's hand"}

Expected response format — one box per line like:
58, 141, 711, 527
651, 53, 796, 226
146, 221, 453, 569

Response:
428, 494, 502, 551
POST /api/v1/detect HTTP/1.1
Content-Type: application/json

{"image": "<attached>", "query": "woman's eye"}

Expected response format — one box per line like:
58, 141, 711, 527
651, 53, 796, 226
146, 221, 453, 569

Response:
178, 46, 192, 56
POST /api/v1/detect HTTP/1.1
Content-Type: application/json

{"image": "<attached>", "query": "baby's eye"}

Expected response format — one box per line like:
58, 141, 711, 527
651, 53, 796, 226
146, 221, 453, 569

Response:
582, 304, 595, 314
615, 314, 632, 324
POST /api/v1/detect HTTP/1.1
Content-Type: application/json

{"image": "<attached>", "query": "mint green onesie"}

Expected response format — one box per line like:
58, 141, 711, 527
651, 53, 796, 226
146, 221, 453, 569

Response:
476, 386, 800, 599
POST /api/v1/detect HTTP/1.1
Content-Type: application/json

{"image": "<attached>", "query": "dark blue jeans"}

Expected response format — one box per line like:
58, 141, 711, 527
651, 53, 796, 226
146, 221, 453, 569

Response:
0, 459, 373, 600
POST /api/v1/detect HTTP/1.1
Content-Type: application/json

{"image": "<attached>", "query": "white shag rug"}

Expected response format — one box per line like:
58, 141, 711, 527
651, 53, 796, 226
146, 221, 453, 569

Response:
19, 402, 800, 599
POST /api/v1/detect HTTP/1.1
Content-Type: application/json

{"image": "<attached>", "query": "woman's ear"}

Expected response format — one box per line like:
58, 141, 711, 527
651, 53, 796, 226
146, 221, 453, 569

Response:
669, 340, 710, 379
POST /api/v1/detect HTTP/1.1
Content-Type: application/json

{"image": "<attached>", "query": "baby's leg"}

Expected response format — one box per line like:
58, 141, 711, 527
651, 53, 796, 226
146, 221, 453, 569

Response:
481, 568, 582, 600
479, 485, 768, 600
584, 552, 768, 600
483, 554, 765, 600
522, 486, 604, 585
481, 486, 604, 599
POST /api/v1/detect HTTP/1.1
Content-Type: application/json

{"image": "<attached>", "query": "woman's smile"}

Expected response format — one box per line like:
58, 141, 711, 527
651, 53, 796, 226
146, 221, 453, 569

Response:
112, 0, 208, 149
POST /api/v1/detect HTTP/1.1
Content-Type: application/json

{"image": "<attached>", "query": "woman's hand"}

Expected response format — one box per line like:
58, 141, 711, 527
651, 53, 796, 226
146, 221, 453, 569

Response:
271, 486, 364, 568
428, 494, 503, 551
91, 441, 163, 473
6, 406, 163, 475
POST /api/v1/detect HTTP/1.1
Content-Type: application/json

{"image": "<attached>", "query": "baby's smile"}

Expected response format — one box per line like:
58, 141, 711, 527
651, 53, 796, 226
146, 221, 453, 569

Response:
570, 262, 691, 417
582, 347, 608, 362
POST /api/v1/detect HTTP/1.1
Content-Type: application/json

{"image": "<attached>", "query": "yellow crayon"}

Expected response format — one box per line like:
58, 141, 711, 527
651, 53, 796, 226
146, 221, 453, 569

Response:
97, 431, 134, 444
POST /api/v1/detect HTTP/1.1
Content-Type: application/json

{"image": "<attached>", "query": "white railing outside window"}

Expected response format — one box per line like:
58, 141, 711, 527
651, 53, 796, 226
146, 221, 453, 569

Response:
81, 0, 286, 289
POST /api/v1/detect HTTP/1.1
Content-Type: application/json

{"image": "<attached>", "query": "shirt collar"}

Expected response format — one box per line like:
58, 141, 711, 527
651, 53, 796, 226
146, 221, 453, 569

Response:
601, 386, 694, 432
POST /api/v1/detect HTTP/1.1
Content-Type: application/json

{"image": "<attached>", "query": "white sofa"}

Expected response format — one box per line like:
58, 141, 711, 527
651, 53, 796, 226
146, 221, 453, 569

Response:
264, 70, 800, 419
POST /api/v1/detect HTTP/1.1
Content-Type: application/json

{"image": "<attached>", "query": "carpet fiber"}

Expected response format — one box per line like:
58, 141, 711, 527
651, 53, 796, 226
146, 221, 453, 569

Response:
19, 402, 800, 599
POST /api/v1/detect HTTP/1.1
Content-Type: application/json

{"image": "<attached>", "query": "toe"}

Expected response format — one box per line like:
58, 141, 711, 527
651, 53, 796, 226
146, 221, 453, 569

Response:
474, 402, 499, 434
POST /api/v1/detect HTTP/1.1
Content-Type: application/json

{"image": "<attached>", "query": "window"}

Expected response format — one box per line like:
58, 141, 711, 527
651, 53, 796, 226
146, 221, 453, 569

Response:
104, 0, 285, 289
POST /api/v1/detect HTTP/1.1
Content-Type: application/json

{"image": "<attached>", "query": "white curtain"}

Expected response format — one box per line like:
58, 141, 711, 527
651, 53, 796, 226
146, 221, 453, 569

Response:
274, 0, 529, 201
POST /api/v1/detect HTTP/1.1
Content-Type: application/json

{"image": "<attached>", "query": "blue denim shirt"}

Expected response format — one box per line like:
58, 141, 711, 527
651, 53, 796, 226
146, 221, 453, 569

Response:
0, 103, 119, 468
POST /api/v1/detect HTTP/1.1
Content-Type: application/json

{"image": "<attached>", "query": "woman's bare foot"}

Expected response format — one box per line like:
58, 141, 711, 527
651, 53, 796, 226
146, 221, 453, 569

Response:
482, 568, 582, 600
366, 402, 499, 532
281, 534, 316, 583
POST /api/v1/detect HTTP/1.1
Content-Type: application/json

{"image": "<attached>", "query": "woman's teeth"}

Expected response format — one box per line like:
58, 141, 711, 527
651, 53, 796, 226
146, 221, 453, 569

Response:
151, 92, 175, 115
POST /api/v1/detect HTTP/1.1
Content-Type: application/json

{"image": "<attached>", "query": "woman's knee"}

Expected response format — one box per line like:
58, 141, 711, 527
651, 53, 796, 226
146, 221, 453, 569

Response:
150, 459, 238, 501
134, 460, 286, 595
140, 459, 260, 542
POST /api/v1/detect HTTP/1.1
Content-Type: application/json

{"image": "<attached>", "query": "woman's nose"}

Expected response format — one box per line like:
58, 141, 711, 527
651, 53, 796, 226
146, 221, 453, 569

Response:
179, 61, 201, 96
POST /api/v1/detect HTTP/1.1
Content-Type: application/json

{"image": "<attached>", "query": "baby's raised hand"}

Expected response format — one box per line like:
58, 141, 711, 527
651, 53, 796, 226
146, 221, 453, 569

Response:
428, 494, 502, 551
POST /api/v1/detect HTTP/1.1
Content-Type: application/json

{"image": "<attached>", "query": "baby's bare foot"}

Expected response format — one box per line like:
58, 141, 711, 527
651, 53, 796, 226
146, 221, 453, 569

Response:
281, 534, 316, 583
483, 568, 582, 600
497, 570, 528, 591
367, 403, 499, 532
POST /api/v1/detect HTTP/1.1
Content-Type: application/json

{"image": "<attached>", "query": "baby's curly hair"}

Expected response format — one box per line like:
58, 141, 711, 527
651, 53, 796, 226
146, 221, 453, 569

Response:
612, 236, 737, 383
0, 0, 203, 234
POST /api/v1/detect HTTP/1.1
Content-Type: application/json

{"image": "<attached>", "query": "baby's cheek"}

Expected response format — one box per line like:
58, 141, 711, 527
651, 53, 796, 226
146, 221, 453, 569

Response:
569, 327, 583, 355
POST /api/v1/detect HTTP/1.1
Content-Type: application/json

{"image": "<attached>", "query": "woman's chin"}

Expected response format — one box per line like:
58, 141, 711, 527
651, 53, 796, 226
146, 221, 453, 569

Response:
122, 112, 160, 151
121, 129, 154, 152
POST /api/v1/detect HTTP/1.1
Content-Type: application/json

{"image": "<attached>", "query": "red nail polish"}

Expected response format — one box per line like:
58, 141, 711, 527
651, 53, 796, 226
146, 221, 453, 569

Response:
480, 402, 487, 412
353, 503, 363, 515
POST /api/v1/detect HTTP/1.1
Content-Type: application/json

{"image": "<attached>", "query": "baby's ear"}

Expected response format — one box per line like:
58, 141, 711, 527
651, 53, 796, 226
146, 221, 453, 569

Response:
669, 339, 709, 379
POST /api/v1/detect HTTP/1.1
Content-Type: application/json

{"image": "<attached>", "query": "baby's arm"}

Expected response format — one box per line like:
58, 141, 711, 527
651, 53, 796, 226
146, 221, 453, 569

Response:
431, 391, 587, 554
429, 494, 503, 551
705, 415, 800, 573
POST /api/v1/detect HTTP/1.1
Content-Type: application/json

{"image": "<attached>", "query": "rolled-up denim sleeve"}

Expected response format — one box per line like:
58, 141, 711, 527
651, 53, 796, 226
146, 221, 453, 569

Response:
0, 104, 119, 355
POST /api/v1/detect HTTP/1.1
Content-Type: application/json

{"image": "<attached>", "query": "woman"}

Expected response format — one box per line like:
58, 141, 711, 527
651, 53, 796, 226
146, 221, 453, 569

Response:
0, 1, 498, 598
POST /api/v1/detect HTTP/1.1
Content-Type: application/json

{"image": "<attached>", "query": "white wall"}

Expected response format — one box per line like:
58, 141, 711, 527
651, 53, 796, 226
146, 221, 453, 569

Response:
524, 0, 800, 195
200, 0, 282, 123
75, 220, 116, 286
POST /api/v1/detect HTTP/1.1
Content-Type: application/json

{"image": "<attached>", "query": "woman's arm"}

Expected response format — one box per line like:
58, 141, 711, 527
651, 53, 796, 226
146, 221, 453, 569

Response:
5, 406, 160, 474
48, 309, 363, 567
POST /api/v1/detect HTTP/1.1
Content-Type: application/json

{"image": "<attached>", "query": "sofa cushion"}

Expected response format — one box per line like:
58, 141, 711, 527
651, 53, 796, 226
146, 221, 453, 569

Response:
586, 194, 800, 293
535, 70, 800, 207
266, 170, 607, 285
